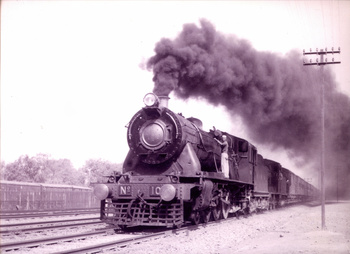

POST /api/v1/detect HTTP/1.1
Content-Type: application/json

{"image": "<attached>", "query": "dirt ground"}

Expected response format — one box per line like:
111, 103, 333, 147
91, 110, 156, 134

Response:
117, 202, 350, 254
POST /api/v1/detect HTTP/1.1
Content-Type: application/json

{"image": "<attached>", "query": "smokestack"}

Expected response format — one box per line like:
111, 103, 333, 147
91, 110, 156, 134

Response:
158, 95, 170, 108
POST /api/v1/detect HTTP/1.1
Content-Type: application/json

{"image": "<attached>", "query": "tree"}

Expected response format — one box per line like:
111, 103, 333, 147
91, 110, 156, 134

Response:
1, 161, 6, 180
45, 158, 85, 186
80, 159, 122, 186
2, 154, 85, 186
2, 155, 122, 187
3, 155, 46, 182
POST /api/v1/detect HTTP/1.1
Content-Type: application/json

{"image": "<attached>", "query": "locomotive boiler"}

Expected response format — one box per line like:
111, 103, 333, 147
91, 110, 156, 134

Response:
93, 93, 318, 229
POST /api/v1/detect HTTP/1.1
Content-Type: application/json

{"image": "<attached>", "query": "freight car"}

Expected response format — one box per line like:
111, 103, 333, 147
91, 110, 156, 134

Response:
0, 180, 99, 211
93, 93, 319, 228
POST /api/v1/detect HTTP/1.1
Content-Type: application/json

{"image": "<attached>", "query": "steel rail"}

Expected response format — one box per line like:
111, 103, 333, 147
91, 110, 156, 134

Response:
0, 220, 103, 234
0, 216, 99, 228
51, 219, 238, 254
0, 210, 99, 219
52, 232, 166, 254
0, 230, 108, 252
0, 207, 99, 215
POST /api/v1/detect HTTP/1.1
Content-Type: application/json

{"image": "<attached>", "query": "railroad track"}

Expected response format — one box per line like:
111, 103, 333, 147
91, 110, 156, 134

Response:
0, 216, 234, 253
0, 208, 99, 220
0, 229, 109, 252
51, 218, 241, 254
0, 209, 259, 253
0, 225, 191, 253
52, 231, 167, 254
0, 217, 101, 234
0, 207, 98, 215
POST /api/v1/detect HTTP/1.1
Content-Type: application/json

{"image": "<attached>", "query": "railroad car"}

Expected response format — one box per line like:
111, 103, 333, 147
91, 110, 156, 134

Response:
0, 180, 99, 211
93, 93, 319, 228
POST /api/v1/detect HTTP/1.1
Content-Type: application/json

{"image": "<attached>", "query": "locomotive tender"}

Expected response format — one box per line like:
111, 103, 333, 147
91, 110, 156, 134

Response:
94, 93, 318, 228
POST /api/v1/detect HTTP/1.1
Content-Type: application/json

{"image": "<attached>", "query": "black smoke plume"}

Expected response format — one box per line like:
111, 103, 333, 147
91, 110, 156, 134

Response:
147, 19, 350, 198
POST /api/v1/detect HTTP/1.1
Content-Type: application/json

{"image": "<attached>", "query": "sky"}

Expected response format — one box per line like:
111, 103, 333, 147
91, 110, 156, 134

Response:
1, 1, 350, 186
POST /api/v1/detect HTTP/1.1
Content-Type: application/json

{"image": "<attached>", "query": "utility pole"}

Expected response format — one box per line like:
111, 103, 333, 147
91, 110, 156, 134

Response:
337, 167, 339, 203
303, 47, 341, 230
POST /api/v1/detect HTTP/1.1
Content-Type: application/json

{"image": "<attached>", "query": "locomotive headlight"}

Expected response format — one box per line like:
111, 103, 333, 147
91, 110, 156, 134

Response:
93, 184, 110, 200
143, 93, 159, 107
160, 184, 176, 201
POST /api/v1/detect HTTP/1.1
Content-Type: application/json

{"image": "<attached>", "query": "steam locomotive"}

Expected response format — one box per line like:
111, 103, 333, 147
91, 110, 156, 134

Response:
93, 93, 318, 228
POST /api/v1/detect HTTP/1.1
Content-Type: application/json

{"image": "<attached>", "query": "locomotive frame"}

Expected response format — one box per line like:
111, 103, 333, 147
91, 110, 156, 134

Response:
94, 93, 318, 228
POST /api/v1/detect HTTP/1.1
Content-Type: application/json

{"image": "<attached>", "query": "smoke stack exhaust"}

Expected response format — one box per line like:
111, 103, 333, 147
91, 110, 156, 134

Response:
158, 95, 170, 108
147, 19, 350, 199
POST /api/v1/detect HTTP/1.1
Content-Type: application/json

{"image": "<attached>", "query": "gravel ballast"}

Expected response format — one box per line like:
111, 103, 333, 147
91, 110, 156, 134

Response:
114, 202, 350, 254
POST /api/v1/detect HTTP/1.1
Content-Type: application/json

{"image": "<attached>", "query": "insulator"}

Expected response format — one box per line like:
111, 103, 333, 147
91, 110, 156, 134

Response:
310, 59, 312, 63
338, 47, 341, 52
316, 58, 318, 63
332, 58, 334, 62
325, 58, 327, 62
310, 48, 312, 52
316, 48, 318, 52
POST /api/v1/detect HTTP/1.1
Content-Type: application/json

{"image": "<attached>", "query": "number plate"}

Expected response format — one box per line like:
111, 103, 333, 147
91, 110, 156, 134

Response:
119, 185, 132, 196
149, 185, 161, 197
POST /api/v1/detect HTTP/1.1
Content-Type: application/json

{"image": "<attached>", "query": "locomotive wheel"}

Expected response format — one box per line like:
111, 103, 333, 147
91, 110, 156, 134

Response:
212, 199, 222, 221
190, 211, 200, 225
221, 195, 230, 219
200, 208, 211, 223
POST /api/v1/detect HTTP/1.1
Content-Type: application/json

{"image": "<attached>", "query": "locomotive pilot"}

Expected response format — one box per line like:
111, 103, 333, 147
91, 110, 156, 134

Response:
214, 135, 229, 178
